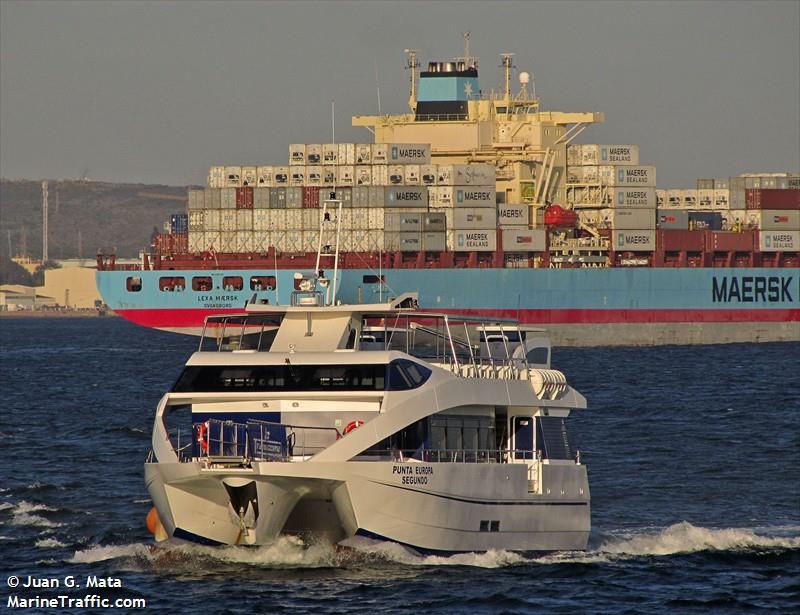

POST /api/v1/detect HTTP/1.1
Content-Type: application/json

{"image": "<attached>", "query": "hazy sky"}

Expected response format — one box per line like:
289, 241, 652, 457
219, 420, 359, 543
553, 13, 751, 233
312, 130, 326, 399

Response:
1, 1, 798, 188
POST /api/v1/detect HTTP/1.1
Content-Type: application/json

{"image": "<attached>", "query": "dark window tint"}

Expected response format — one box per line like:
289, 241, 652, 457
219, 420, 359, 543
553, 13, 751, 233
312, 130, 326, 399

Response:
126, 276, 142, 292
250, 276, 276, 291
159, 276, 185, 291
363, 275, 386, 284
386, 359, 431, 391
223, 276, 243, 291
192, 276, 213, 291
526, 347, 549, 365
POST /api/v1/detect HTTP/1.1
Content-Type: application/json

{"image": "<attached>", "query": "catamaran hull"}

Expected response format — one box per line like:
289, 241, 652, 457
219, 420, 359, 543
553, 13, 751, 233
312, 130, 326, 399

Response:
145, 460, 590, 553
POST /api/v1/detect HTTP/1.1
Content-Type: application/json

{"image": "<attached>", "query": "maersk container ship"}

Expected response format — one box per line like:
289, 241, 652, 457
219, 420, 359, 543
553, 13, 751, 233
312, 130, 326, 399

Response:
96, 38, 800, 346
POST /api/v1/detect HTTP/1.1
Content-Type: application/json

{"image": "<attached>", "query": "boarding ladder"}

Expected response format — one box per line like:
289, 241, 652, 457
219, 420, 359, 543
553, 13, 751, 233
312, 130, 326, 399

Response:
315, 197, 343, 305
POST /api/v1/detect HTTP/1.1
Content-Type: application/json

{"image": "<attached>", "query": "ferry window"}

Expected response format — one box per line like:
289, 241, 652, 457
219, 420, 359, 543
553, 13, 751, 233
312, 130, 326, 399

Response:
526, 347, 549, 365
250, 276, 276, 291
536, 417, 572, 460
490, 521, 500, 532
223, 276, 243, 291
463, 418, 479, 451
362, 275, 386, 284
429, 418, 446, 452
480, 520, 490, 532
386, 359, 431, 391
192, 276, 213, 291
159, 276, 185, 292
126, 276, 142, 292
446, 420, 463, 451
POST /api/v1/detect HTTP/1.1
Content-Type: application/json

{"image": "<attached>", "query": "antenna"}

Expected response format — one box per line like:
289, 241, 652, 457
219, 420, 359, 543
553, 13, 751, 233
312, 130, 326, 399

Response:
331, 100, 335, 144
41, 180, 48, 262
374, 58, 382, 115
500, 53, 515, 103
404, 49, 420, 112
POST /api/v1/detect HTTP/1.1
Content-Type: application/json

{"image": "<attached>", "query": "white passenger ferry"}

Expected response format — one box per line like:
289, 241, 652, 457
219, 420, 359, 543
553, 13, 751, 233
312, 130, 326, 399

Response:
144, 275, 590, 554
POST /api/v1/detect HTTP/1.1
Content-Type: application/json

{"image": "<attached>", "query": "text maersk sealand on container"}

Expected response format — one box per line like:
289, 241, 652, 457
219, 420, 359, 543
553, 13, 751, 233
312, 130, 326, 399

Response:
615, 166, 656, 187
760, 230, 800, 252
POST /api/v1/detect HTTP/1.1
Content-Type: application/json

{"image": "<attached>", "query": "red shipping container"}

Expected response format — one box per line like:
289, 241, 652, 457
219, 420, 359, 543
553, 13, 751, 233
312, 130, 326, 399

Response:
657, 229, 704, 251
705, 230, 756, 252
236, 187, 254, 209
303, 187, 320, 209
745, 188, 800, 210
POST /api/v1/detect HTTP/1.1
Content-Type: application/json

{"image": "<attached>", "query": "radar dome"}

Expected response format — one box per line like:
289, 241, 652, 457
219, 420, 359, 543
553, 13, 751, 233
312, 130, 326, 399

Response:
519, 71, 530, 85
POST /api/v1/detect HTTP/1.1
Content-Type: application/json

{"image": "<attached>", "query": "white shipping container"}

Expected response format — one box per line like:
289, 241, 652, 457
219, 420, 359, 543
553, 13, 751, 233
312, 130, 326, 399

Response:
338, 143, 356, 165
252, 231, 272, 252
454, 186, 496, 207
274, 166, 290, 185
220, 210, 237, 232
356, 165, 372, 186
384, 186, 428, 207
607, 208, 656, 230
225, 166, 242, 187
714, 189, 730, 209
289, 144, 306, 166
667, 189, 683, 208
290, 167, 305, 186
203, 232, 221, 252
355, 144, 372, 164
566, 166, 583, 184
681, 189, 698, 208
242, 166, 257, 186
301, 231, 319, 252
655, 189, 666, 208
612, 187, 657, 208
759, 230, 799, 252
566, 144, 582, 167
501, 228, 546, 252
219, 232, 237, 252
270, 210, 287, 231
351, 207, 371, 230
236, 209, 253, 231
188, 210, 204, 231
389, 143, 431, 164
254, 187, 270, 209
306, 144, 322, 165
599, 145, 639, 165
220, 188, 236, 209
613, 229, 656, 251
302, 209, 319, 229
498, 204, 530, 226
371, 165, 388, 186
337, 165, 355, 186
404, 164, 421, 185
448, 230, 497, 252
285, 209, 304, 230
581, 145, 600, 165
322, 144, 338, 165
388, 165, 405, 185
613, 166, 657, 187
697, 189, 714, 209
188, 230, 204, 252
188, 189, 205, 210
253, 209, 271, 231
420, 164, 437, 186
448, 208, 497, 230
322, 167, 336, 185
286, 187, 303, 209
208, 166, 225, 188
306, 166, 323, 185
371, 143, 389, 164
203, 209, 221, 231
236, 231, 254, 253
367, 208, 384, 230
256, 166, 274, 187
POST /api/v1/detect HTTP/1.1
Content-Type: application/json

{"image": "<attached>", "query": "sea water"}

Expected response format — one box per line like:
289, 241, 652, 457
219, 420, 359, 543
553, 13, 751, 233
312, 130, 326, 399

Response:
1, 318, 798, 613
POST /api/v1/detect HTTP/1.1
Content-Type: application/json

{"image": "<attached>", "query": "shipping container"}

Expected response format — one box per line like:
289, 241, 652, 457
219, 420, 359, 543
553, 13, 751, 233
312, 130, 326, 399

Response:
613, 166, 656, 187
253, 188, 270, 209
224, 166, 242, 187
657, 229, 704, 252
251, 231, 272, 253
666, 189, 683, 208
388, 165, 405, 185
746, 189, 800, 210
371, 143, 389, 164
384, 186, 428, 208
170, 213, 188, 234
498, 204, 529, 227
220, 188, 236, 209
688, 211, 723, 231
286, 187, 303, 209
188, 189, 205, 210
707, 230, 755, 252
746, 210, 800, 230
448, 229, 497, 252
328, 188, 353, 207
355, 144, 372, 164
681, 189, 698, 208
697, 189, 714, 209
566, 144, 582, 167
188, 210, 204, 231
235, 209, 252, 231
389, 143, 431, 164
371, 165, 388, 186
611, 187, 656, 208
270, 187, 287, 209
448, 208, 497, 230
338, 143, 356, 166
613, 230, 656, 251
713, 189, 730, 209
368, 208, 384, 230
420, 164, 437, 186
289, 144, 306, 166
322, 144, 338, 165
290, 167, 305, 186
336, 165, 355, 186
220, 210, 237, 232
301, 230, 319, 252
203, 210, 221, 232
306, 144, 322, 165
256, 166, 274, 187
655, 189, 666, 208
599, 145, 639, 165
423, 212, 447, 232
422, 232, 446, 252
404, 164, 421, 185
385, 212, 423, 232
322, 167, 337, 185
235, 187, 254, 209
235, 231, 254, 253
720, 210, 746, 230
759, 230, 800, 252
208, 166, 225, 188
356, 165, 372, 186
285, 210, 304, 230
274, 166, 290, 185
715, 178, 729, 189
657, 209, 689, 230
608, 208, 656, 230
188, 230, 204, 252
253, 209, 271, 231
203, 232, 221, 252
501, 228, 546, 252
301, 208, 319, 229
302, 186, 320, 209
455, 186, 496, 207
306, 166, 322, 185
697, 178, 715, 190
368, 186, 385, 208
242, 167, 257, 187
219, 231, 237, 252
270, 210, 286, 231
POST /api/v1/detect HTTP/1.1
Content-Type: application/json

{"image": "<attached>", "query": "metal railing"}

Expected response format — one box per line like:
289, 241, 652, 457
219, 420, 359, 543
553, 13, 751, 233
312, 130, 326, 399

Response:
360, 448, 544, 465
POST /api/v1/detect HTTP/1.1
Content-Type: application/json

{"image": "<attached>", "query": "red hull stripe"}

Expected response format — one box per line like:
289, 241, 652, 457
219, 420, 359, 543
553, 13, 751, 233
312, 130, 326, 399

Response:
115, 307, 800, 330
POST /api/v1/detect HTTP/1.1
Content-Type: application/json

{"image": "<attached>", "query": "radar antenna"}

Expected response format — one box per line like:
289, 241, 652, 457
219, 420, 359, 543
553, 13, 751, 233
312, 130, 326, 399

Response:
404, 49, 420, 112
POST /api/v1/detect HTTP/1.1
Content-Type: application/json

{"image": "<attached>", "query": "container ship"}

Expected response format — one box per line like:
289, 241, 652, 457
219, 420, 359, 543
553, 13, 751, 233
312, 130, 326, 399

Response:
96, 37, 800, 346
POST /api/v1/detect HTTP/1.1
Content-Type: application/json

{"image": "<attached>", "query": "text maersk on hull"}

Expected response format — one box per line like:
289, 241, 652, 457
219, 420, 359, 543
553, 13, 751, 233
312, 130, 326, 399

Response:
712, 276, 794, 303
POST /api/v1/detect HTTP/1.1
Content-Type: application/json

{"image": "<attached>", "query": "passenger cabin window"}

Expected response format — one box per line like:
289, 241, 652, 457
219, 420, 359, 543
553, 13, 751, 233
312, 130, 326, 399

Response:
223, 276, 243, 291
362, 275, 386, 284
126, 276, 142, 292
526, 347, 550, 365
192, 276, 213, 291
159, 276, 185, 292
536, 417, 572, 460
250, 276, 276, 291
386, 359, 431, 391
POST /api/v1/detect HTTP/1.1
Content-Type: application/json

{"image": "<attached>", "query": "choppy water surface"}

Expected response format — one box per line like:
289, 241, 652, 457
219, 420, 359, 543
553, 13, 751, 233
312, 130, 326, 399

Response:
1, 318, 798, 613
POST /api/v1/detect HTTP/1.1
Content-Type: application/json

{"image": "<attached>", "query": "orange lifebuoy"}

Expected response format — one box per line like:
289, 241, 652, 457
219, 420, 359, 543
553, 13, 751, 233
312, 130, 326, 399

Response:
196, 422, 209, 454
343, 420, 364, 435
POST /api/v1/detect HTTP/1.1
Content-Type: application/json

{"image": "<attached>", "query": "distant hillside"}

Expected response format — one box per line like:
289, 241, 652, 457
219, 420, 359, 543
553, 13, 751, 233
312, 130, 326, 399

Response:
0, 179, 195, 260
